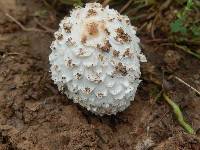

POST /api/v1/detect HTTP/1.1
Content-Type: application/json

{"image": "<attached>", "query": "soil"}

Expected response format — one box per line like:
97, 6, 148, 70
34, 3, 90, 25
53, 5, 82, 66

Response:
0, 0, 200, 150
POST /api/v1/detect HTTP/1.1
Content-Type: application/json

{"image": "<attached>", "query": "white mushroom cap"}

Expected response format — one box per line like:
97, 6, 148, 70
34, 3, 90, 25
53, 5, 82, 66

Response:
49, 3, 147, 115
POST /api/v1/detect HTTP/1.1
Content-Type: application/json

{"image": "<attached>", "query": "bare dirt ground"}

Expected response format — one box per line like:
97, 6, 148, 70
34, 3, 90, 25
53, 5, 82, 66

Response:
0, 0, 200, 149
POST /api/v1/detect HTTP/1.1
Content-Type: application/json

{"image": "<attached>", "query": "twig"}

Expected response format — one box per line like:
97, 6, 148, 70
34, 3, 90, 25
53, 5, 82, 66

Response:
119, 0, 133, 13
174, 76, 200, 96
154, 89, 164, 101
161, 39, 200, 46
160, 43, 200, 60
143, 38, 169, 43
138, 22, 147, 32
95, 129, 107, 144
151, 13, 160, 39
102, 0, 112, 7
174, 44, 200, 60
6, 13, 51, 33
7, 52, 21, 56
160, 0, 172, 11
150, 0, 172, 39
42, 0, 54, 10
146, 73, 196, 134
34, 18, 55, 33
150, 89, 163, 104
163, 93, 195, 134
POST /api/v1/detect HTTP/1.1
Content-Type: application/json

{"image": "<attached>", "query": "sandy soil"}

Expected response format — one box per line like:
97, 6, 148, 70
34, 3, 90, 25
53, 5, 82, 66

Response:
0, 0, 200, 149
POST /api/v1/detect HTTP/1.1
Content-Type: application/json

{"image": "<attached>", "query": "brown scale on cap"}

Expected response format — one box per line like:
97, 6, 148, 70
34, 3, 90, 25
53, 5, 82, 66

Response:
65, 58, 75, 68
123, 48, 132, 58
78, 48, 85, 56
118, 18, 122, 22
66, 37, 75, 46
115, 28, 131, 43
81, 36, 87, 44
108, 18, 114, 22
126, 19, 130, 25
63, 23, 72, 33
62, 76, 66, 80
67, 59, 72, 66
113, 50, 120, 57
55, 32, 63, 40
105, 28, 110, 35
115, 62, 127, 76
97, 93, 104, 98
87, 9, 97, 17
94, 79, 102, 84
53, 65, 58, 71
84, 87, 91, 94
98, 54, 104, 61
76, 73, 82, 80
97, 40, 111, 52
51, 44, 56, 50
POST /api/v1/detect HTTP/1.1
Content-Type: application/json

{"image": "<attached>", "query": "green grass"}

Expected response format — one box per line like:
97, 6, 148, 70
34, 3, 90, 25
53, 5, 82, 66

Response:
170, 0, 200, 39
59, 0, 83, 6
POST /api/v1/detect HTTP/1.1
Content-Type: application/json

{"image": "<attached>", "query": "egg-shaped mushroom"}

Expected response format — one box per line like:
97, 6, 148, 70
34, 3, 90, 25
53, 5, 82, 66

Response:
49, 3, 146, 115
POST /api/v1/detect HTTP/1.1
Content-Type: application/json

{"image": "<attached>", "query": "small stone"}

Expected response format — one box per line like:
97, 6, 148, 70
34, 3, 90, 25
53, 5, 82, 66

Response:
8, 85, 16, 90
164, 50, 181, 70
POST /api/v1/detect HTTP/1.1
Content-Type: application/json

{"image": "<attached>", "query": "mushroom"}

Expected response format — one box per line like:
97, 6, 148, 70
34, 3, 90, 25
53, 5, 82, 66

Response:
49, 3, 147, 115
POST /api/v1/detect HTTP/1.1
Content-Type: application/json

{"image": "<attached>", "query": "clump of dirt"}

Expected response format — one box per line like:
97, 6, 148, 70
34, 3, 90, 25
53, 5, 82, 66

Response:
0, 0, 200, 150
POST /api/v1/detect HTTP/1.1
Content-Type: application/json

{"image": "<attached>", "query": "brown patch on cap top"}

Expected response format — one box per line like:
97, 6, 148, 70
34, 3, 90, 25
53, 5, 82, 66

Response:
86, 22, 99, 37
81, 22, 99, 43
81, 20, 107, 44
